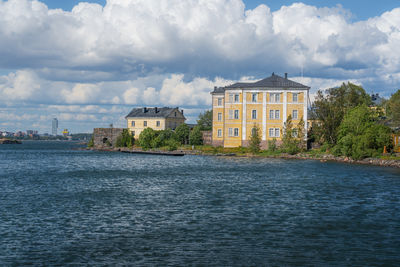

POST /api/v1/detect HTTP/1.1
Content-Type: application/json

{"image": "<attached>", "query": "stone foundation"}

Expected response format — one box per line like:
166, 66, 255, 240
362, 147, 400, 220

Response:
93, 128, 124, 147
212, 140, 224, 147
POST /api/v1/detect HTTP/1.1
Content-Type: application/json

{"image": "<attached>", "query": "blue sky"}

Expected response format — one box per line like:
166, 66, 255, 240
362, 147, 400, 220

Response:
0, 0, 400, 133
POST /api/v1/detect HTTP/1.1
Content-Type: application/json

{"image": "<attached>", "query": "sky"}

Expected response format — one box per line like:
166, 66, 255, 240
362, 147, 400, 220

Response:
1, 0, 400, 134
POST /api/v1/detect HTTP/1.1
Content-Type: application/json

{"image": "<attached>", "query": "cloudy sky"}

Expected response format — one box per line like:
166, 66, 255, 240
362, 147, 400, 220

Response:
1, 0, 400, 134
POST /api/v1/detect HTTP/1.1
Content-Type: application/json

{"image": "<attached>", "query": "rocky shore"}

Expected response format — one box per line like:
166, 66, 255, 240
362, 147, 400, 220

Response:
0, 138, 22, 144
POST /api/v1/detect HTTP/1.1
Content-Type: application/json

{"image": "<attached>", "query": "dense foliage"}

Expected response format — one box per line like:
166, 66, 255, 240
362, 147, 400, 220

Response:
312, 82, 372, 145
387, 89, 400, 125
333, 105, 392, 159
249, 124, 261, 154
197, 110, 212, 131
137, 128, 181, 151
115, 129, 134, 148
189, 126, 203, 145
175, 123, 190, 145
281, 115, 305, 154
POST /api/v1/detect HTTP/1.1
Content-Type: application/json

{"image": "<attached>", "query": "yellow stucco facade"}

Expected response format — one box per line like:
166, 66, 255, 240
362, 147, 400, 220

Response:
126, 107, 185, 139
211, 74, 310, 148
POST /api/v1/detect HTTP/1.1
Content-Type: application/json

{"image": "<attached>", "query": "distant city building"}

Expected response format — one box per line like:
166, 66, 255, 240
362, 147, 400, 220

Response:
52, 118, 58, 136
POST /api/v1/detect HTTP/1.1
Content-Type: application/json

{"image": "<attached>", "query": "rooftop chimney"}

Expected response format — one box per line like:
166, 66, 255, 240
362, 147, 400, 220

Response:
285, 73, 288, 79
155, 107, 158, 113
143, 107, 147, 113
272, 72, 275, 76
181, 109, 184, 115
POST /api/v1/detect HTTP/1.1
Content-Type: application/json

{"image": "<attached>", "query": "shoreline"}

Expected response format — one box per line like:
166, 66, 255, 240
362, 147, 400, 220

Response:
90, 146, 400, 169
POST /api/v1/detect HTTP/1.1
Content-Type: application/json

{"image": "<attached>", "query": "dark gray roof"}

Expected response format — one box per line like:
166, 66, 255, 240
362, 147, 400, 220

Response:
211, 73, 309, 94
211, 86, 225, 94
125, 107, 183, 118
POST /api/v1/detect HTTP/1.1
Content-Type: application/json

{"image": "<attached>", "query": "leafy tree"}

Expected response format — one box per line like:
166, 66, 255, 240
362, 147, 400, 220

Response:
189, 126, 203, 145
387, 89, 400, 124
297, 117, 306, 150
268, 138, 277, 152
175, 123, 190, 144
249, 124, 261, 154
138, 128, 157, 150
165, 139, 180, 151
87, 136, 94, 148
197, 110, 212, 131
282, 115, 300, 154
312, 82, 372, 145
333, 105, 392, 159
115, 129, 134, 148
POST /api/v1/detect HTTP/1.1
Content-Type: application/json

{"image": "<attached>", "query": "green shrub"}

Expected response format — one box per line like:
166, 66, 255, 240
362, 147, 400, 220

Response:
115, 129, 134, 148
268, 138, 277, 152
189, 126, 203, 145
87, 136, 94, 148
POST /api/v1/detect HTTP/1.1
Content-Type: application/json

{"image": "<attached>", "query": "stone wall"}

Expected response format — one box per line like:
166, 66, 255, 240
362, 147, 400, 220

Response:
93, 128, 124, 147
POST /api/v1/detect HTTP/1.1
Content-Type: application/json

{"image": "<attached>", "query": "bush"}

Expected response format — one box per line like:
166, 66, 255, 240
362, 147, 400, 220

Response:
249, 124, 261, 154
165, 139, 180, 151
189, 126, 203, 145
87, 136, 94, 148
268, 138, 277, 152
138, 128, 157, 150
115, 129, 134, 148
175, 123, 190, 145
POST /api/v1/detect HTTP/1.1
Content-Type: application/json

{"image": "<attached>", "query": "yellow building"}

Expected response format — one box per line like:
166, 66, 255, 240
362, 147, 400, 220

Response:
211, 73, 310, 148
125, 107, 186, 139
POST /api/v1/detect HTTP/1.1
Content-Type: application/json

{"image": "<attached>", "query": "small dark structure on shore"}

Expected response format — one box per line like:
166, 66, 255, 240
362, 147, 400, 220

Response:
0, 139, 21, 144
93, 128, 124, 147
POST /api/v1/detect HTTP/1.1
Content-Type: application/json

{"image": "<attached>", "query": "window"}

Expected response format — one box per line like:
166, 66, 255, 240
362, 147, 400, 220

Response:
234, 94, 240, 103
229, 110, 234, 119
234, 110, 239, 119
143, 121, 147, 126
217, 129, 222, 137
275, 128, 280, 137
275, 93, 280, 103
218, 112, 222, 121
218, 98, 222, 106
156, 121, 160, 127
228, 128, 233, 137
131, 121, 135, 127
234, 128, 239, 137
270, 93, 275, 103
292, 110, 298, 119
275, 110, 280, 119
252, 110, 257, 119
229, 94, 234, 103
292, 129, 298, 138
251, 127, 258, 137
269, 128, 274, 137
131, 131, 135, 137
269, 110, 274, 119
252, 93, 257, 102
293, 93, 298, 103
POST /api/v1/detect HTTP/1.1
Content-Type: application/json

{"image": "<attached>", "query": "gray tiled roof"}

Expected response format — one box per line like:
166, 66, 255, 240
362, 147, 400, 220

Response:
125, 107, 181, 118
211, 73, 309, 94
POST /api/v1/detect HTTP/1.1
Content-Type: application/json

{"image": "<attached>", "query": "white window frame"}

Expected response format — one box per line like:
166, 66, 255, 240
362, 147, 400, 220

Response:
229, 94, 234, 103
252, 93, 257, 103
292, 110, 298, 119
252, 110, 257, 119
292, 129, 298, 138
131, 121, 135, 127
275, 128, 280, 137
293, 93, 298, 103
234, 94, 240, 103
228, 128, 233, 137
229, 110, 233, 119
217, 129, 222, 137
144, 121, 147, 127
218, 112, 222, 121
234, 110, 239, 119
269, 128, 274, 137
218, 98, 222, 106
269, 110, 274, 119
275, 110, 280, 119
156, 121, 160, 127
275, 93, 280, 103
234, 128, 239, 137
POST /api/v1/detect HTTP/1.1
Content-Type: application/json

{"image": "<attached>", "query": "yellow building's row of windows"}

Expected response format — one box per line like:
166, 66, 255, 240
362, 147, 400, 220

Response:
219, 92, 300, 104
216, 127, 285, 138
131, 121, 161, 127
218, 109, 299, 121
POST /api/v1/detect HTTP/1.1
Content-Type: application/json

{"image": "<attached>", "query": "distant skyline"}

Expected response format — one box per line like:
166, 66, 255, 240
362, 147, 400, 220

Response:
1, 0, 400, 133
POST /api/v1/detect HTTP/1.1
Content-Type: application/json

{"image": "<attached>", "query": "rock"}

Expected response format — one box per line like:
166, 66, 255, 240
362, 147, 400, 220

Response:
0, 138, 22, 144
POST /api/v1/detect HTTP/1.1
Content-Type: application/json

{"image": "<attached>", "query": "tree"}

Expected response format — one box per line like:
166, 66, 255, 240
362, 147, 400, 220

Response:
312, 82, 372, 145
175, 123, 190, 144
249, 124, 261, 154
138, 128, 157, 150
333, 105, 392, 159
282, 115, 300, 154
297, 117, 306, 150
189, 126, 203, 145
387, 89, 400, 124
197, 110, 212, 131
115, 129, 134, 148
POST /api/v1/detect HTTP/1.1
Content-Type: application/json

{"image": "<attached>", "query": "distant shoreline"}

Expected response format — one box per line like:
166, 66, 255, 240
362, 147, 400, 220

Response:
90, 146, 400, 169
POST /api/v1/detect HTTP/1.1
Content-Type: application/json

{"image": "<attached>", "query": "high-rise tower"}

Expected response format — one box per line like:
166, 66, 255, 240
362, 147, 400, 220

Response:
52, 118, 58, 136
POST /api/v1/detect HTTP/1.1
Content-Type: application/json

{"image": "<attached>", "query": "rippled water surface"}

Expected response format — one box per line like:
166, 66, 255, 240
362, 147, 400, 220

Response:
1, 141, 400, 265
